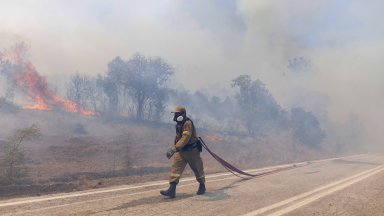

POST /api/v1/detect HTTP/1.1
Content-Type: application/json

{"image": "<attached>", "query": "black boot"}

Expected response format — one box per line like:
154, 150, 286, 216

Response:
196, 183, 206, 195
160, 182, 177, 198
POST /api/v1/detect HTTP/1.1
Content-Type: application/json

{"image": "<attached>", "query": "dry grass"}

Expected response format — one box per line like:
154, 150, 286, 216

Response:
0, 109, 335, 197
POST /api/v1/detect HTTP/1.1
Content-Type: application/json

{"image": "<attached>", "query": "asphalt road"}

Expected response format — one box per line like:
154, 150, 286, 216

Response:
1, 154, 384, 216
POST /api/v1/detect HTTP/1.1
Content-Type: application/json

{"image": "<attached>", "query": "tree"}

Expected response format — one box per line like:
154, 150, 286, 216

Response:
105, 54, 174, 121
232, 75, 281, 135
100, 76, 119, 115
125, 54, 173, 120
0, 124, 42, 184
148, 88, 169, 121
67, 73, 83, 106
0, 57, 16, 103
67, 73, 97, 111
290, 108, 326, 148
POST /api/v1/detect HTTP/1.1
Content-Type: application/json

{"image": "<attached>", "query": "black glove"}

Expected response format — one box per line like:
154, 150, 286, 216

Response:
166, 146, 177, 159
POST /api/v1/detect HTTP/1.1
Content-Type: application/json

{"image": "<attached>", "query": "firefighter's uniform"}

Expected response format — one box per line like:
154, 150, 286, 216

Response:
170, 118, 205, 184
160, 106, 206, 198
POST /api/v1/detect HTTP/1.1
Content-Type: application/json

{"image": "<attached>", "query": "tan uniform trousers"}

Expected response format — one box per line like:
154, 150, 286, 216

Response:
170, 148, 205, 184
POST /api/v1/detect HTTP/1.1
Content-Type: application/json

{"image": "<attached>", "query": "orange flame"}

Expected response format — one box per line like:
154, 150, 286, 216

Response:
0, 44, 95, 116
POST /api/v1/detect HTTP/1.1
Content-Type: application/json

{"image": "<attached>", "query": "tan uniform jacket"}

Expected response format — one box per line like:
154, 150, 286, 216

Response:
174, 119, 198, 150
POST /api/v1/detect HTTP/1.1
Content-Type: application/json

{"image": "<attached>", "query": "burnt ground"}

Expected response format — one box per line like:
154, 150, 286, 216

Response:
0, 110, 338, 199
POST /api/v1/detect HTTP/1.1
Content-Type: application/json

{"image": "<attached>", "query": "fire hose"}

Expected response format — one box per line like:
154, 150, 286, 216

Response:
198, 137, 310, 179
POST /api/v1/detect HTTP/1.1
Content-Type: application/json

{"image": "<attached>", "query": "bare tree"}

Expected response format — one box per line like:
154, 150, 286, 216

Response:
0, 57, 16, 103
0, 124, 42, 185
67, 73, 98, 111
67, 73, 83, 106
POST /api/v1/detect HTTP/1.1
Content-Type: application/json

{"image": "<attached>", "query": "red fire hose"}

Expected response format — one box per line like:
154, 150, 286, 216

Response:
199, 137, 310, 179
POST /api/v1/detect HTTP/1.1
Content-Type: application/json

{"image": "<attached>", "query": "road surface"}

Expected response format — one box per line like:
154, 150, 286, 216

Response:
1, 154, 384, 216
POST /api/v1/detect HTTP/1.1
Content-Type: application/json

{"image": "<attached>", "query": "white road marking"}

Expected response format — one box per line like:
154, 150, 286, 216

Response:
242, 164, 384, 216
3, 174, 244, 216
0, 154, 365, 208
268, 165, 384, 216
0, 163, 307, 208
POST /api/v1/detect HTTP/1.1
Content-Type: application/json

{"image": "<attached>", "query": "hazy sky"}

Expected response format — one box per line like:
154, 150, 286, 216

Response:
1, 0, 384, 143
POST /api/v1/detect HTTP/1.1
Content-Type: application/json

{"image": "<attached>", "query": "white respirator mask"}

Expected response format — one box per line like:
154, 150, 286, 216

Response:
176, 115, 184, 122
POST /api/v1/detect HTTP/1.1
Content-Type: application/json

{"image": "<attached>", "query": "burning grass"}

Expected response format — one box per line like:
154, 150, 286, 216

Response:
0, 43, 95, 116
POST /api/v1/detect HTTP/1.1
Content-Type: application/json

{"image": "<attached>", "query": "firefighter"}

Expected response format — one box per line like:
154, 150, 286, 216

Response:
160, 105, 205, 198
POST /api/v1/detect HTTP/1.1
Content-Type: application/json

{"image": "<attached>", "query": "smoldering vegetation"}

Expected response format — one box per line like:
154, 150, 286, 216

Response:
0, 43, 365, 196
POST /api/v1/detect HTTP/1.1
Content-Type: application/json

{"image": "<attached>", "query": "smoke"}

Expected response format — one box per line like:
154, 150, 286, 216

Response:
0, 0, 383, 148
236, 0, 384, 149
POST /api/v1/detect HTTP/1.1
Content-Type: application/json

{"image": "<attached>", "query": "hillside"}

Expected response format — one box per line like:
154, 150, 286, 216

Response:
0, 109, 334, 197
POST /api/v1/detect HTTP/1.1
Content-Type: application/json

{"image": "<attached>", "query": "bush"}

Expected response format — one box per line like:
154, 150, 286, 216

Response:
0, 124, 42, 185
